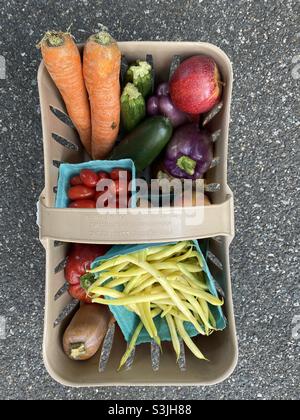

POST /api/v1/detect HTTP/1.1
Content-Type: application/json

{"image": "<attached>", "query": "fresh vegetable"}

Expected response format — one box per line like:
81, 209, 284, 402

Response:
63, 303, 113, 360
126, 60, 153, 98
65, 243, 109, 303
38, 31, 92, 155
85, 241, 224, 368
121, 83, 146, 132
69, 200, 96, 208
80, 169, 98, 188
147, 82, 190, 127
83, 31, 121, 159
147, 96, 159, 116
97, 171, 110, 181
170, 55, 222, 114
164, 124, 213, 179
70, 175, 83, 186
158, 95, 189, 127
110, 168, 132, 182
109, 116, 173, 172
156, 82, 169, 96
67, 168, 132, 208
68, 185, 95, 201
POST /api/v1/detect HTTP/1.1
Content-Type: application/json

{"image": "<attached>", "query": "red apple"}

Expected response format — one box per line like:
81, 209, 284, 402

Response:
169, 55, 222, 115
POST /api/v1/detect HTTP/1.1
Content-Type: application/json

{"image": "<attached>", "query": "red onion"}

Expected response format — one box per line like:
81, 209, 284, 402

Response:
156, 82, 169, 96
147, 96, 160, 116
158, 95, 190, 127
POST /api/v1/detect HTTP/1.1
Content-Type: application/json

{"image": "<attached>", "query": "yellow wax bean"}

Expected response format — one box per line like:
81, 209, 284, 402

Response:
175, 318, 208, 361
166, 315, 180, 362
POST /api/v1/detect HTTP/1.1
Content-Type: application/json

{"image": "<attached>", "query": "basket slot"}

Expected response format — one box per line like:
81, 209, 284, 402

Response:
207, 250, 223, 270
169, 55, 181, 80
124, 346, 136, 371
53, 299, 78, 328
54, 257, 68, 274
99, 323, 116, 373
54, 282, 68, 301
151, 341, 160, 371
53, 186, 57, 194
210, 157, 220, 169
211, 129, 222, 143
204, 183, 221, 192
120, 55, 129, 88
53, 160, 62, 169
52, 133, 79, 152
178, 339, 187, 371
203, 101, 224, 127
50, 106, 75, 129
54, 240, 65, 247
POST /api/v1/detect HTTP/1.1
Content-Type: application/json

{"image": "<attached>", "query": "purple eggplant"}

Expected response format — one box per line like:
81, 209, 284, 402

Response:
164, 124, 213, 179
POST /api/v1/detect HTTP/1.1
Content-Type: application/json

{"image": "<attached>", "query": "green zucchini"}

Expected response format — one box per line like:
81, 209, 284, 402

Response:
109, 117, 173, 172
126, 61, 153, 98
121, 83, 146, 132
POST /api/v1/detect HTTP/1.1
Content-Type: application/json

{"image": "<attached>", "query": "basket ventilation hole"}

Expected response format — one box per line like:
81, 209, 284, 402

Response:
210, 157, 220, 169
54, 282, 68, 301
99, 323, 115, 373
203, 101, 224, 126
54, 257, 68, 274
204, 183, 221, 192
211, 129, 222, 142
53, 186, 57, 194
50, 106, 75, 129
53, 160, 63, 169
54, 299, 79, 328
151, 341, 160, 371
207, 250, 223, 270
169, 55, 181, 80
52, 133, 79, 152
120, 55, 129, 87
178, 339, 187, 371
54, 240, 65, 247
146, 54, 155, 94
212, 236, 223, 244
124, 346, 136, 371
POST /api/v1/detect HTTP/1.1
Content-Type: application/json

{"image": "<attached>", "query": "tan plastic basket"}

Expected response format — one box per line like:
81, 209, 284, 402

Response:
38, 42, 238, 387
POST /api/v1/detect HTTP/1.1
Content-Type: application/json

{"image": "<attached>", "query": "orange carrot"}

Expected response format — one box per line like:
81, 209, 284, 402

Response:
83, 31, 121, 159
39, 31, 92, 155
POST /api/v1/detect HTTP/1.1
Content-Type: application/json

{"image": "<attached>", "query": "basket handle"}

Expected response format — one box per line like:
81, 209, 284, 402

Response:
38, 193, 234, 244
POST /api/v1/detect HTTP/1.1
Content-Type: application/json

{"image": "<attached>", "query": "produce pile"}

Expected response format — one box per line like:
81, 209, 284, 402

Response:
62, 241, 225, 369
39, 28, 223, 208
38, 28, 227, 370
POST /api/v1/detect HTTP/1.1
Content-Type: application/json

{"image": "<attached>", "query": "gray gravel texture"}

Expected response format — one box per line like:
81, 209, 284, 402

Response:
0, 0, 299, 401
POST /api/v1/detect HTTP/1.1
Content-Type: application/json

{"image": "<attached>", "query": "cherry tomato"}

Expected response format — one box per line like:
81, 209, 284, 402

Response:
70, 175, 83, 186
98, 171, 110, 181
68, 185, 95, 201
69, 200, 96, 208
110, 168, 132, 182
80, 169, 98, 188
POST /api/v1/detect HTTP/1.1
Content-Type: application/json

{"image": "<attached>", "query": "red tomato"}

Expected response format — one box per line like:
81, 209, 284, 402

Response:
69, 200, 96, 208
68, 283, 92, 303
110, 168, 132, 182
98, 171, 110, 181
70, 175, 83, 186
80, 169, 98, 188
68, 185, 95, 201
